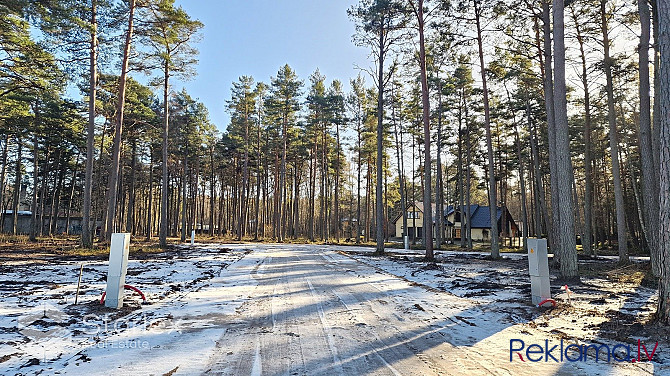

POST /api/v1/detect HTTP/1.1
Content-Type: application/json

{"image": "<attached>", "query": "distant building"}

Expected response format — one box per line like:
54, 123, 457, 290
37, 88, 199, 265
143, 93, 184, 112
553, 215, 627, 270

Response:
391, 201, 445, 240
391, 202, 518, 242
445, 204, 518, 241
1, 210, 88, 235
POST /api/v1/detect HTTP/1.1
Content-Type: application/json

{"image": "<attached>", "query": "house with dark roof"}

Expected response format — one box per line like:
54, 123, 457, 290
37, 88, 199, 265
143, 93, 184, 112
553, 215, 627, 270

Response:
391, 202, 517, 242
445, 204, 518, 241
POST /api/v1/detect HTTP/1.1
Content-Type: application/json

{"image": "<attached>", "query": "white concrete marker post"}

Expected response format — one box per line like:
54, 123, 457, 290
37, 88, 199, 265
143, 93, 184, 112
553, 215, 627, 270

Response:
105, 233, 130, 308
527, 238, 550, 305
191, 230, 195, 245
404, 236, 409, 250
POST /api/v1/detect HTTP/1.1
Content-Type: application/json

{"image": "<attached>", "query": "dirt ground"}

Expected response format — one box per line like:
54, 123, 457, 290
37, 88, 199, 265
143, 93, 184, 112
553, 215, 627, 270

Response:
0, 239, 666, 375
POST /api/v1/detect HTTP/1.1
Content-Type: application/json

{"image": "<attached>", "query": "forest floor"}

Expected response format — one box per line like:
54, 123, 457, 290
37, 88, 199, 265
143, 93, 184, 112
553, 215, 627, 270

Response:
0, 242, 666, 375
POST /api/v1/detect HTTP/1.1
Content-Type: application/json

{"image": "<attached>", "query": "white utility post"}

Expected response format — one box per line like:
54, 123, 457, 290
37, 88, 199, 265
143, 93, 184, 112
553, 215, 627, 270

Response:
191, 230, 195, 245
404, 235, 409, 250
527, 238, 550, 305
105, 233, 130, 308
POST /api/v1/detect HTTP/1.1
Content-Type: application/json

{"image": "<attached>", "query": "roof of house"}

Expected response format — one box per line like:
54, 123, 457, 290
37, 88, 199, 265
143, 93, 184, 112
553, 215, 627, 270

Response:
391, 202, 516, 230
446, 204, 516, 229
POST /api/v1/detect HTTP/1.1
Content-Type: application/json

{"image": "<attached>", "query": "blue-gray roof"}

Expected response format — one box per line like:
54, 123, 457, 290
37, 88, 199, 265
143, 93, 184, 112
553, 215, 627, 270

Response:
445, 204, 506, 229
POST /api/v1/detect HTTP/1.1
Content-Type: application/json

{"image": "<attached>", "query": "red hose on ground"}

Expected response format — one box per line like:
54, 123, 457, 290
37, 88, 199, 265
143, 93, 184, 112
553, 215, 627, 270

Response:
537, 298, 556, 307
100, 284, 147, 304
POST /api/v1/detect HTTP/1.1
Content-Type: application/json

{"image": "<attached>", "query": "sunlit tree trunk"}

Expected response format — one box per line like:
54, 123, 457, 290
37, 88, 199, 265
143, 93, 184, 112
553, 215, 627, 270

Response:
0, 135, 9, 230
126, 140, 137, 234
392, 87, 407, 246
159, 58, 170, 248
375, 11, 386, 254
457, 93, 466, 248
637, 0, 659, 274
474, 0, 498, 258
146, 153, 153, 240
435, 80, 444, 249
464, 90, 473, 249
572, 8, 595, 257
553, 0, 578, 278
655, 0, 670, 322
103, 0, 136, 241
515, 125, 528, 250
81, 0, 97, 247
11, 140, 22, 235
541, 0, 561, 264
181, 156, 188, 242
600, 0, 628, 263
29, 131, 39, 242
356, 109, 362, 244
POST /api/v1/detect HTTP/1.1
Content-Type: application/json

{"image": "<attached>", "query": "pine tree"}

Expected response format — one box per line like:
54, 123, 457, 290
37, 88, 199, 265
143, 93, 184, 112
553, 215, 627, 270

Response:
139, 0, 202, 247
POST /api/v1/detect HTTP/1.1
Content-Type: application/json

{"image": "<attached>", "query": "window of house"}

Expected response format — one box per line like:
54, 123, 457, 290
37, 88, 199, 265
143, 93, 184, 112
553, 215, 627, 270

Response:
407, 211, 420, 219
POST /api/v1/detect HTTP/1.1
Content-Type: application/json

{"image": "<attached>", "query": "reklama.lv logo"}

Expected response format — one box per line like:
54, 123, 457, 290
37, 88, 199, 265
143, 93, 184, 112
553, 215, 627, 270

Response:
510, 339, 659, 363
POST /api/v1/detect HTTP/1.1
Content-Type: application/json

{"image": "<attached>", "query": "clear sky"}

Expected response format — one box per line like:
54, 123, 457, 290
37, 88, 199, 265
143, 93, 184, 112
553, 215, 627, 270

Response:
172, 0, 370, 132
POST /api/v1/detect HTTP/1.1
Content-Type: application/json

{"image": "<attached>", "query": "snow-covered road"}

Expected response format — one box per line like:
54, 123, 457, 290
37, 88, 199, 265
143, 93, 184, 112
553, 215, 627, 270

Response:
202, 245, 658, 376
1, 243, 663, 375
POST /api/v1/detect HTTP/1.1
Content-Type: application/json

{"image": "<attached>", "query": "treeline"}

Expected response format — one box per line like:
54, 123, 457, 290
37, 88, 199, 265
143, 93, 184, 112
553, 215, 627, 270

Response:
341, 0, 670, 276
0, 0, 204, 248
1, 0, 670, 299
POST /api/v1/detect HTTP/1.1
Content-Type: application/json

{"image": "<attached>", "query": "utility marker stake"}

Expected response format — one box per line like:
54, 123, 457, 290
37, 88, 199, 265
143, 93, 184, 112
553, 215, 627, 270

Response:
105, 233, 130, 309
561, 284, 572, 303
527, 238, 551, 306
75, 263, 83, 305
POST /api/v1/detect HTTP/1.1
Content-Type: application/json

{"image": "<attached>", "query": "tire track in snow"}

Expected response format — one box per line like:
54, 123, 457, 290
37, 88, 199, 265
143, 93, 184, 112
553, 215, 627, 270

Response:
305, 277, 344, 373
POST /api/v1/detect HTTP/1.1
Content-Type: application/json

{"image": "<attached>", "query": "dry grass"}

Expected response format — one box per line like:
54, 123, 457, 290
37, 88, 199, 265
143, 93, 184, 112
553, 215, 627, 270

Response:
579, 260, 655, 288
0, 235, 176, 263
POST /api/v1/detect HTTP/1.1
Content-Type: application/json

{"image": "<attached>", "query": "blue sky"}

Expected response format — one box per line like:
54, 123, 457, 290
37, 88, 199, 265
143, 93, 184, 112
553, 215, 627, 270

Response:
172, 0, 370, 132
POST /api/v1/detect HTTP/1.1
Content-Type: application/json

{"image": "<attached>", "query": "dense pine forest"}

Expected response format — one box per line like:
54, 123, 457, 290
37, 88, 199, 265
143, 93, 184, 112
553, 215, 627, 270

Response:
1, 0, 670, 317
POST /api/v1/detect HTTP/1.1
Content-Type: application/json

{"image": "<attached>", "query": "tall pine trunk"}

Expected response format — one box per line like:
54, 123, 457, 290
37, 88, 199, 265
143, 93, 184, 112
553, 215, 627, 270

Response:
81, 0, 97, 247
375, 13, 386, 254
29, 132, 39, 241
655, 0, 669, 322
553, 0, 579, 278
464, 90, 473, 248
277, 112, 287, 242
103, 0, 136, 241
392, 94, 407, 246
515, 125, 528, 250
0, 135, 9, 230
637, 0, 659, 274
181, 155, 188, 242
356, 114, 362, 244
159, 59, 170, 248
417, 2, 433, 259
601, 0, 628, 263
239, 101, 250, 240
474, 0, 498, 258
572, 8, 595, 257
11, 140, 22, 235
146, 153, 153, 240
542, 0, 561, 263
435, 80, 444, 249
457, 92, 466, 248
335, 122, 341, 242
126, 139, 137, 234
65, 153, 80, 235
